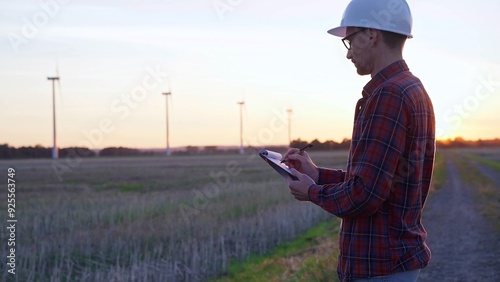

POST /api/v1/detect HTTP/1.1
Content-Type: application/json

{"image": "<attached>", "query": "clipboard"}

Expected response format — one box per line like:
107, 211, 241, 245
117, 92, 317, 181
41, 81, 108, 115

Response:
258, 149, 298, 180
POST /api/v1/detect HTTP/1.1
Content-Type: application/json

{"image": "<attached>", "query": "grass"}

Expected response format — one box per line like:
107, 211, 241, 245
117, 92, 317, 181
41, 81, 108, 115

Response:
97, 182, 145, 192
212, 219, 340, 282
449, 150, 500, 232
0, 150, 347, 282
461, 153, 500, 172
430, 150, 446, 191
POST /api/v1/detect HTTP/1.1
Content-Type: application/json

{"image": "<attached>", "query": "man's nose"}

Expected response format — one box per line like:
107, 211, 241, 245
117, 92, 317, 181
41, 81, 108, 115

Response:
346, 49, 352, 60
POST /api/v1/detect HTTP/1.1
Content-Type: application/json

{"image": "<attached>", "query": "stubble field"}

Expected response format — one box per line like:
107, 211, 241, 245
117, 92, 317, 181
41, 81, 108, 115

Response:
2, 147, 499, 282
0, 150, 347, 282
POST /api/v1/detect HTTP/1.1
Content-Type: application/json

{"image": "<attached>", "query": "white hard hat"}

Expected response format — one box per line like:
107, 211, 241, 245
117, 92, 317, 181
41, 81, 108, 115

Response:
328, 0, 413, 38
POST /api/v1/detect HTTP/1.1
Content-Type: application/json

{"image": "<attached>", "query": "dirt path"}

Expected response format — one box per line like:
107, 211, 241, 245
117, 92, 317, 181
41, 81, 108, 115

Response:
418, 153, 500, 281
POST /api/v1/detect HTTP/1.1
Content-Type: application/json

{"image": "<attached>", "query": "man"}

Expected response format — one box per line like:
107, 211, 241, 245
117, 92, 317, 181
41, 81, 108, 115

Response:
284, 0, 435, 281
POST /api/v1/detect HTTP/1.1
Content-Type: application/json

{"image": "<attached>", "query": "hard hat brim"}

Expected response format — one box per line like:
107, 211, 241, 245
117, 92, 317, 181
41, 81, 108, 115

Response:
327, 25, 413, 39
327, 26, 347, 37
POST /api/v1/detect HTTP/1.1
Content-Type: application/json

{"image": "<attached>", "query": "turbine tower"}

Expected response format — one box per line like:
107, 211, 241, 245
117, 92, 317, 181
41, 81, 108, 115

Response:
162, 88, 172, 156
47, 75, 60, 159
286, 108, 293, 146
237, 100, 245, 154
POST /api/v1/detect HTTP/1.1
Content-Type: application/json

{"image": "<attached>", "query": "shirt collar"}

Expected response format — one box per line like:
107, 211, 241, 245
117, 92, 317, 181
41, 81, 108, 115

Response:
361, 60, 409, 98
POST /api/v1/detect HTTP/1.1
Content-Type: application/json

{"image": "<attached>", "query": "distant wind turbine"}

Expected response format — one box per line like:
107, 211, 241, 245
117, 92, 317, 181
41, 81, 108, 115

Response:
237, 100, 245, 154
286, 107, 293, 145
162, 82, 172, 156
47, 66, 61, 159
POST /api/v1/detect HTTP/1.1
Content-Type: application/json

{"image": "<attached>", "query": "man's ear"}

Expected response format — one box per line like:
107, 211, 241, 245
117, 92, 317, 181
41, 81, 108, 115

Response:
356, 29, 372, 49
366, 28, 381, 46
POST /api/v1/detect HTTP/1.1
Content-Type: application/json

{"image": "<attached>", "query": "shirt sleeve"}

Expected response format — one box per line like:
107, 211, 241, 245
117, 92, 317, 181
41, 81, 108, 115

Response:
317, 167, 346, 185
308, 86, 408, 218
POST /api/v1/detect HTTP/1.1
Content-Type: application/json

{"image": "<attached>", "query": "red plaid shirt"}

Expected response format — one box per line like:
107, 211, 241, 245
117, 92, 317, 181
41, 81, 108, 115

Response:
308, 60, 435, 281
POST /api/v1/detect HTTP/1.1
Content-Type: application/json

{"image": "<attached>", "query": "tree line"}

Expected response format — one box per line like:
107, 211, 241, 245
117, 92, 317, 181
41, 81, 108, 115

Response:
1, 137, 500, 159
0, 144, 149, 159
0, 144, 97, 159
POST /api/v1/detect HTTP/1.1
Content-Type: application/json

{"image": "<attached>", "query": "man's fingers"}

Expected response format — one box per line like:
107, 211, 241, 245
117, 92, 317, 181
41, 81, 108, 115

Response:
283, 148, 300, 159
287, 153, 307, 163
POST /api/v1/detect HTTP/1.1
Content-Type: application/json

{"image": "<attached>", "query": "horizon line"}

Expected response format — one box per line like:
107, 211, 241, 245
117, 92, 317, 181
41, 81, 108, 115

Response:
3, 136, 500, 151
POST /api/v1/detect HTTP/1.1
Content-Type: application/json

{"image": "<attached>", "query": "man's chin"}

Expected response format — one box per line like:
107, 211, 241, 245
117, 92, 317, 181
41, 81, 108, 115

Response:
356, 68, 370, 76
352, 62, 370, 76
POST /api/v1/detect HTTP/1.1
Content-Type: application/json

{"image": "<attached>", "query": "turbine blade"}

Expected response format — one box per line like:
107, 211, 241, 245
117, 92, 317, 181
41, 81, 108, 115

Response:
58, 79, 65, 111
168, 77, 173, 110
169, 91, 173, 112
242, 91, 247, 111
55, 59, 60, 77
55, 59, 65, 112
242, 94, 247, 114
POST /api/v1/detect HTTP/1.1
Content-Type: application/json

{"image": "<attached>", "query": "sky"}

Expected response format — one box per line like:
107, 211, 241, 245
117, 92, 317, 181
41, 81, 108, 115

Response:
1, 0, 500, 149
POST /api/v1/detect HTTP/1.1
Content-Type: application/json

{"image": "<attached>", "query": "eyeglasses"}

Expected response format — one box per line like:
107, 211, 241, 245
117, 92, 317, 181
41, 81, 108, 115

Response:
342, 29, 365, 50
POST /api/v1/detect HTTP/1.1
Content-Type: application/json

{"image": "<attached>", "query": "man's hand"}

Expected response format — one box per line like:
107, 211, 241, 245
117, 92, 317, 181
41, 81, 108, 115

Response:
287, 168, 315, 201
283, 149, 319, 182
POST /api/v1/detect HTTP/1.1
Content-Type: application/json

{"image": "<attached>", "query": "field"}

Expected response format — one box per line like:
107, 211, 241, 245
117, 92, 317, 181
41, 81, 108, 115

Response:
0, 150, 348, 282
2, 148, 499, 281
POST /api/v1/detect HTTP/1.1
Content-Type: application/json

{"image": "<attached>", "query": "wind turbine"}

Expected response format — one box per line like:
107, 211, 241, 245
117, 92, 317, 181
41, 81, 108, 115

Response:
237, 100, 245, 154
162, 82, 172, 156
286, 107, 293, 146
47, 66, 61, 159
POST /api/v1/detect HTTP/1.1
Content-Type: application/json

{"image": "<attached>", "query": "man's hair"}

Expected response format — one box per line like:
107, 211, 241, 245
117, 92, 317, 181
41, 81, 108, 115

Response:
380, 30, 407, 50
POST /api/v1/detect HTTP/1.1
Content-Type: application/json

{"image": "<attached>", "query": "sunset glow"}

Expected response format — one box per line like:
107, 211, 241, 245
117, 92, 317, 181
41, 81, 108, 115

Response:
2, 0, 499, 149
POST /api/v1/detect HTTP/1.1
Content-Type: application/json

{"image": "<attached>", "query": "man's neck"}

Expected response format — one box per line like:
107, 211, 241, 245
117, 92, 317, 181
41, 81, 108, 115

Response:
371, 52, 403, 78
